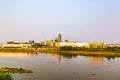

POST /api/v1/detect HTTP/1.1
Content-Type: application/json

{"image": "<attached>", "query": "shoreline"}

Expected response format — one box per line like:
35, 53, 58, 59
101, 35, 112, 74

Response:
0, 48, 37, 53
57, 51, 120, 57
39, 48, 120, 57
0, 48, 120, 57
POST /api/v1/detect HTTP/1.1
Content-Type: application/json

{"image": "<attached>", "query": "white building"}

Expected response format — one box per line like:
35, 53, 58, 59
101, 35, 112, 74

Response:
58, 42, 90, 48
0, 44, 32, 48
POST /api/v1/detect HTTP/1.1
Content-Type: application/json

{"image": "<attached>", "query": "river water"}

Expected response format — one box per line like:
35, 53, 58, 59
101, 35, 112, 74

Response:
0, 52, 120, 80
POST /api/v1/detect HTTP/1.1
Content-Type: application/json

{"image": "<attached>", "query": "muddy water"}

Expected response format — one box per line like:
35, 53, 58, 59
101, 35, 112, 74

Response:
0, 52, 120, 80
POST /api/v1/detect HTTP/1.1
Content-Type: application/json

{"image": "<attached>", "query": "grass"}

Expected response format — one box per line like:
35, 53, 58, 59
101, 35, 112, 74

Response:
0, 72, 13, 80
39, 48, 120, 57
0, 67, 33, 73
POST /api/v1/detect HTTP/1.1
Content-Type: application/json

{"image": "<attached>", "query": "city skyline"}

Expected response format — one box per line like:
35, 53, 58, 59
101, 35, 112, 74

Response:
0, 0, 120, 43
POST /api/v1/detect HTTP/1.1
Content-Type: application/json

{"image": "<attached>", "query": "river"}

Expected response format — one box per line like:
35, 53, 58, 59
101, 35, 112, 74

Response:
0, 52, 120, 80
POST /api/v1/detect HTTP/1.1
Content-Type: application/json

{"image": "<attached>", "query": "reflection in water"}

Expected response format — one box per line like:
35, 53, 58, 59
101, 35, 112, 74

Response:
45, 53, 120, 64
89, 56, 104, 63
42, 53, 62, 62
43, 53, 78, 62
1, 52, 120, 80
105, 56, 116, 61
46, 53, 105, 64
61, 54, 77, 59
0, 52, 118, 63
0, 52, 35, 57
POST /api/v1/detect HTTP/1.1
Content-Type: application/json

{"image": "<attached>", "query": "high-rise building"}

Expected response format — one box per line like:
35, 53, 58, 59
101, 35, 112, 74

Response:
57, 33, 62, 42
54, 33, 62, 42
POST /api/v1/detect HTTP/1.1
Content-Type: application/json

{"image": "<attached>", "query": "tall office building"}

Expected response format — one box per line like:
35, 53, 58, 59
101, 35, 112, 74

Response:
57, 33, 62, 42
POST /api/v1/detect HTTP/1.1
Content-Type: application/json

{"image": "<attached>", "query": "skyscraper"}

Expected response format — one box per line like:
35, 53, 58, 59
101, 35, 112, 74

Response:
57, 33, 62, 42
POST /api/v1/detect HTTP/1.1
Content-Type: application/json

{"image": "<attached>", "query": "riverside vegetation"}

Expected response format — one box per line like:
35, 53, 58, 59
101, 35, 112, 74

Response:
0, 67, 33, 80
0, 67, 33, 73
1, 46, 120, 57
40, 46, 120, 57
0, 72, 13, 80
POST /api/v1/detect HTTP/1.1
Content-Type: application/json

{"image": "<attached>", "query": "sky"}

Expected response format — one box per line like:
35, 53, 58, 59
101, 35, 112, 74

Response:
0, 0, 120, 43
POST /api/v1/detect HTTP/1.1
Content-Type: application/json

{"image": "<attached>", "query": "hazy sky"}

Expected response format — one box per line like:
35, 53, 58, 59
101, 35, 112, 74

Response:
0, 0, 120, 43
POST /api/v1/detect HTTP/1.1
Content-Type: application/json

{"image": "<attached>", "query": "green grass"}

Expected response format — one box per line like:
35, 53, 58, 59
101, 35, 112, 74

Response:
0, 67, 33, 73
0, 72, 13, 80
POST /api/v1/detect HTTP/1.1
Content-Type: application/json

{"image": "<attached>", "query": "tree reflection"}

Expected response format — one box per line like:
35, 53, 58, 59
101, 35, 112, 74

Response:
0, 72, 13, 80
105, 56, 116, 61
61, 54, 77, 59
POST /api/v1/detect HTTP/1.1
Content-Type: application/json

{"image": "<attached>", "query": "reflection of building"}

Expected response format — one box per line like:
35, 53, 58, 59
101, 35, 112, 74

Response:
45, 53, 62, 62
89, 57, 104, 63
0, 52, 31, 57
56, 54, 61, 62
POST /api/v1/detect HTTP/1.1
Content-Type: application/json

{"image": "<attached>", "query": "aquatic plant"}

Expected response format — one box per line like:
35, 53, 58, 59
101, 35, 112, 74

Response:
0, 72, 13, 80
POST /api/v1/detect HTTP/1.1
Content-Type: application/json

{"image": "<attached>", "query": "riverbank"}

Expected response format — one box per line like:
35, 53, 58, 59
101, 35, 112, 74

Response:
1, 48, 120, 57
39, 48, 120, 57
0, 48, 38, 53
57, 51, 120, 57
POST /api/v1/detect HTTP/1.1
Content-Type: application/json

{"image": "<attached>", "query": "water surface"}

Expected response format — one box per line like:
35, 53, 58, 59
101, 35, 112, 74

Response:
0, 52, 120, 80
